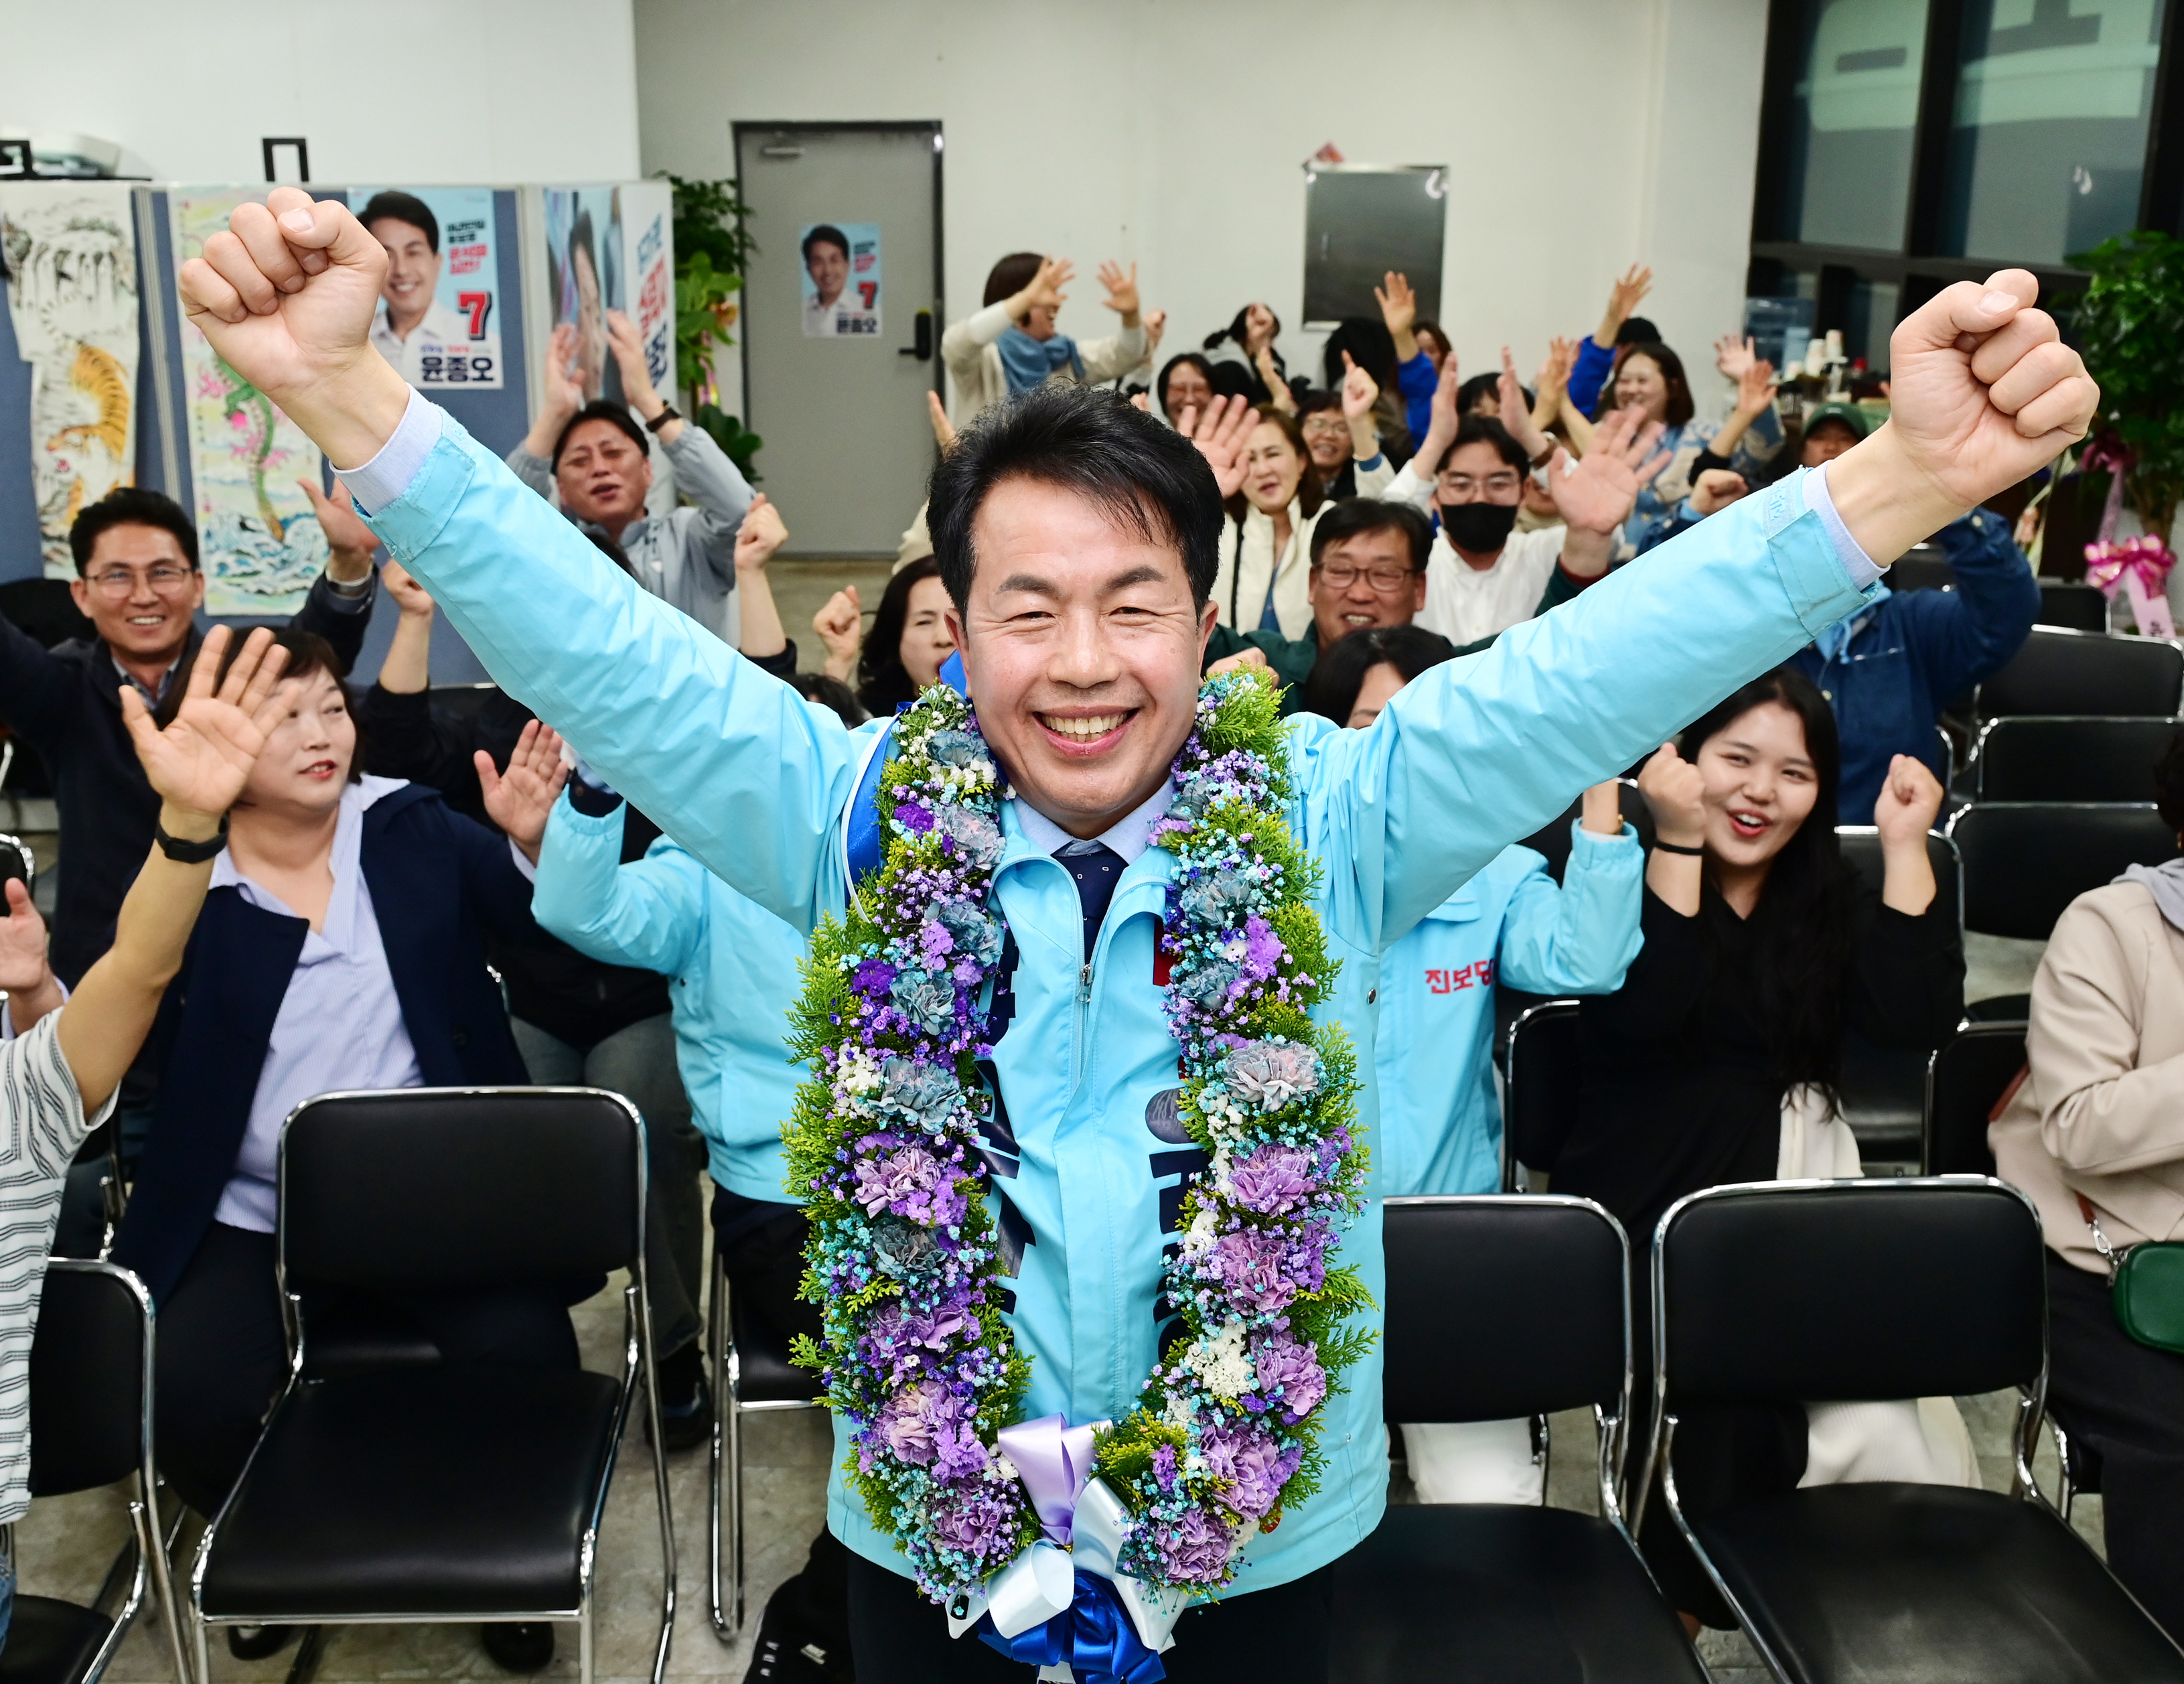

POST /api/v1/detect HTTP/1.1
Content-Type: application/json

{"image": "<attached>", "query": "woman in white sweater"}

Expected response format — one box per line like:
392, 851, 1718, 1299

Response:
939, 252, 1148, 424
1208, 356, 1396, 638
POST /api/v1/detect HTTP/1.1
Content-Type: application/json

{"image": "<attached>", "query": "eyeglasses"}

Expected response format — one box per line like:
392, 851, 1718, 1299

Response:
84, 565, 194, 597
1315, 561, 1416, 592
1436, 473, 1522, 498
1300, 416, 1349, 436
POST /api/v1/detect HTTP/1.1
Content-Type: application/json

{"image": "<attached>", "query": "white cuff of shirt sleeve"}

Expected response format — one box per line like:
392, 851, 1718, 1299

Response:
1804, 462, 1883, 592
334, 388, 445, 516
508, 839, 538, 884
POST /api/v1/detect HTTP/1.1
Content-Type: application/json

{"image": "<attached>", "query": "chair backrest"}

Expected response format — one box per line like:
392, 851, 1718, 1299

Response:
2037, 582, 2110, 633
1503, 999, 1584, 1186
1656, 1179, 2044, 1410
0, 577, 95, 649
1382, 1196, 1627, 1424
427, 683, 501, 724
1976, 627, 2184, 719
1887, 547, 1953, 593
1972, 715, 2177, 802
1948, 802, 2180, 940
26, 1259, 151, 1498
1835, 828, 1961, 936
1512, 782, 1652, 884
1924, 1022, 2027, 1177
279, 1087, 644, 1294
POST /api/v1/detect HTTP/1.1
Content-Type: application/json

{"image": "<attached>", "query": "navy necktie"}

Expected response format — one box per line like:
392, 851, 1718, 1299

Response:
1056, 841, 1126, 961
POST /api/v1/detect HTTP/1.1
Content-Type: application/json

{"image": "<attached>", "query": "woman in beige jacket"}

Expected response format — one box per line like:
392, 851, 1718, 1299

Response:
1990, 742, 2184, 1638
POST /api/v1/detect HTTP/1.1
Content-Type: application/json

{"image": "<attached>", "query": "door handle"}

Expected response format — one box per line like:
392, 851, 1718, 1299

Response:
898, 309, 933, 360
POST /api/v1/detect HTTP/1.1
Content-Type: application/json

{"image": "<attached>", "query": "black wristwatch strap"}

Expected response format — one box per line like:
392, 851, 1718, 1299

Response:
1652, 839, 1704, 857
644, 404, 680, 434
155, 815, 229, 863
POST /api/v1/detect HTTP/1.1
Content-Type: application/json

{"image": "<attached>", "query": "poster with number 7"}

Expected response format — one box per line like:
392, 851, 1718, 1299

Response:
348, 186, 505, 391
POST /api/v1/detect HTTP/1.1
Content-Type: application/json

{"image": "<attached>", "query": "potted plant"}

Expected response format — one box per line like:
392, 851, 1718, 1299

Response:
664, 173, 763, 482
2067, 230, 2184, 550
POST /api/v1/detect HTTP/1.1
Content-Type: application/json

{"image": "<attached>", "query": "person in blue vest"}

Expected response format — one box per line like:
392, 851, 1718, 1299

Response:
178, 190, 2094, 1683
526, 679, 868, 1684
1306, 623, 1643, 1508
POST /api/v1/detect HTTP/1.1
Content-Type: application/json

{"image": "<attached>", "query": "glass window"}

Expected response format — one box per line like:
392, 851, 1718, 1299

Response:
1942, 0, 2168, 263
1772, 0, 1932, 249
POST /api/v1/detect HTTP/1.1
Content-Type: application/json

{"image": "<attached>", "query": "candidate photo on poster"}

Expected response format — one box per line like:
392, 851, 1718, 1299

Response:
801, 221, 879, 338
354, 186, 504, 390
544, 186, 624, 405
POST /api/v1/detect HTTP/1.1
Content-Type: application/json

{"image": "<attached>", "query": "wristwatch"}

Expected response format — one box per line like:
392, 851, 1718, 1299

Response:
154, 815, 228, 863
644, 404, 680, 433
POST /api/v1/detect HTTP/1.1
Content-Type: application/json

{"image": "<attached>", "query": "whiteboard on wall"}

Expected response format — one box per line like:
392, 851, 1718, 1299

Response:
1301, 164, 1447, 330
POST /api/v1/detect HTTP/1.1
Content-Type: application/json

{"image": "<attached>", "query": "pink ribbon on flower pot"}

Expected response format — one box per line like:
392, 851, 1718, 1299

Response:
2086, 535, 2177, 640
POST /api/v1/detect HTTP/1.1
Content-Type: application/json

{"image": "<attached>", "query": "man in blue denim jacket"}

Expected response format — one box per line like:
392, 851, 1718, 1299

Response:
177, 190, 2094, 1683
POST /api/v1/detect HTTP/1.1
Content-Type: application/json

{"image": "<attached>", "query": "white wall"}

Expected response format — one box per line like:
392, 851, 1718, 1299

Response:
0, 0, 640, 184
636, 0, 1768, 419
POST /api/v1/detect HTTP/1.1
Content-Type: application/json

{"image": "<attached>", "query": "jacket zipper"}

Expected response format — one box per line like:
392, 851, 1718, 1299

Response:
1072, 959, 1094, 1088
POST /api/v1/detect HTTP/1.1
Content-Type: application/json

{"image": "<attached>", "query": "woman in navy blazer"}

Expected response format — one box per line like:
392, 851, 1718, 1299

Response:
108, 629, 574, 1664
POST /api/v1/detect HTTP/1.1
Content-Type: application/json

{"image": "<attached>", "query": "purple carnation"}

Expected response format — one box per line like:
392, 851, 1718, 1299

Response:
1156, 1504, 1236, 1584
1250, 1330, 1327, 1421
1228, 1144, 1314, 1216
1205, 1227, 1298, 1312
924, 1477, 1017, 1561
1199, 1419, 1303, 1519
852, 1142, 964, 1227
872, 1378, 984, 1474
1151, 1444, 1178, 1493
1240, 914, 1286, 979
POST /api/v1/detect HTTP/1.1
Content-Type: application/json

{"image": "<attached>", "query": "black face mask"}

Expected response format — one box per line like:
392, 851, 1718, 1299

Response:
1439, 500, 1520, 554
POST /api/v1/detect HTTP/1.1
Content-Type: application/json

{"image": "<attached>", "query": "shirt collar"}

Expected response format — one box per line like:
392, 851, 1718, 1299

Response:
110, 648, 183, 709
1010, 778, 1175, 866
1814, 583, 1893, 662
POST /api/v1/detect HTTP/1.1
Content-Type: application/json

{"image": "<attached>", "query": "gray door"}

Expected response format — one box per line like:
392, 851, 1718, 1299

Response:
735, 122, 942, 556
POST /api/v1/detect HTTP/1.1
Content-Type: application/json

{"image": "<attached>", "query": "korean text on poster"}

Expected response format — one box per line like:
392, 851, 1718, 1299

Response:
352, 186, 504, 390
800, 222, 880, 338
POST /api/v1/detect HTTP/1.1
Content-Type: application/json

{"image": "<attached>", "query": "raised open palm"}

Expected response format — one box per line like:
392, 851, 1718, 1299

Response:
479, 720, 571, 858
121, 625, 291, 819
1546, 405, 1667, 535
1179, 394, 1256, 498
1885, 270, 2097, 507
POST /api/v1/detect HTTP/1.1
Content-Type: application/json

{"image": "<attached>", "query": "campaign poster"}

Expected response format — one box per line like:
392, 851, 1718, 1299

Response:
0, 181, 140, 577
800, 221, 880, 338
350, 186, 503, 390
541, 186, 625, 406
621, 180, 674, 397
169, 187, 327, 616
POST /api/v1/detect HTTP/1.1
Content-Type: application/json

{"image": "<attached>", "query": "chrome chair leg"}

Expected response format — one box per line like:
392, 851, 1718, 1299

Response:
708, 1245, 736, 1641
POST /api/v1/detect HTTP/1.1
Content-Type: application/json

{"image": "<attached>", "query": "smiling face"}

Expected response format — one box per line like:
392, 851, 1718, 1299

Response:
1613, 352, 1670, 424
1308, 527, 1423, 646
1691, 701, 1819, 877
1023, 300, 1060, 341
368, 216, 441, 340
240, 669, 356, 821
946, 478, 1213, 839
1299, 407, 1350, 472
1801, 417, 1861, 467
805, 238, 849, 308
1162, 362, 1214, 426
555, 417, 654, 529
899, 573, 957, 690
1242, 420, 1307, 515
71, 522, 206, 666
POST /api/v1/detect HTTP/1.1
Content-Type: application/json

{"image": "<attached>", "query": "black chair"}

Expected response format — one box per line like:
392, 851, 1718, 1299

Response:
1922, 1021, 2027, 1176
189, 1089, 676, 1684
427, 683, 500, 725
1511, 781, 1652, 884
1834, 828, 1962, 1165
2038, 581, 2110, 632
708, 1242, 824, 1640
1651, 1178, 2184, 1683
1948, 802, 2180, 942
1887, 547, 1954, 593
1968, 715, 2177, 802
1, 1260, 189, 1684
0, 579, 94, 650
1333, 1196, 1704, 1683
1976, 626, 2184, 720
1501, 1000, 1582, 1191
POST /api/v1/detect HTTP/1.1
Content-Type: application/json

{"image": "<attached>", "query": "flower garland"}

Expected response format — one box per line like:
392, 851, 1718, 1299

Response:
784, 667, 1370, 1609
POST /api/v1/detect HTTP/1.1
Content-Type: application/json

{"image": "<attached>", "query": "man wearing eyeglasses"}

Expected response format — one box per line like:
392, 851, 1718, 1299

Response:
0, 486, 376, 989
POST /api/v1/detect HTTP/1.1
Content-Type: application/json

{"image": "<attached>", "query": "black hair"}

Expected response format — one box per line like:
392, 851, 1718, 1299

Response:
859, 557, 946, 716
1433, 413, 1530, 478
1619, 315, 1660, 346
1678, 665, 1858, 1102
1596, 340, 1694, 428
212, 627, 364, 783
569, 209, 597, 285
926, 384, 1224, 614
1295, 387, 1340, 417
2157, 727, 2184, 835
585, 528, 637, 577
358, 190, 439, 253
801, 224, 851, 264
1309, 498, 1432, 571
551, 400, 649, 470
70, 486, 198, 573
1413, 321, 1453, 362
984, 251, 1043, 308
1455, 372, 1501, 415
1321, 318, 1398, 392
1155, 352, 1217, 417
1301, 624, 1457, 725
794, 672, 870, 729
1203, 303, 1281, 352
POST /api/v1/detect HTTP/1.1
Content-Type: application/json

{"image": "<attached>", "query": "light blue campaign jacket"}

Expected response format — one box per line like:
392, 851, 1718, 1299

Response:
531, 790, 814, 1204
354, 405, 1880, 1596
1375, 831, 1642, 1199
